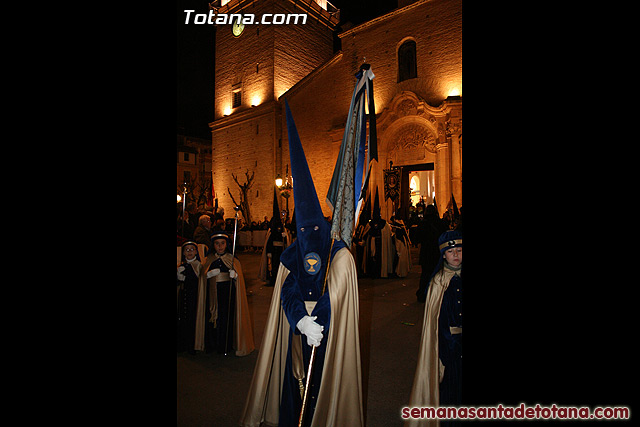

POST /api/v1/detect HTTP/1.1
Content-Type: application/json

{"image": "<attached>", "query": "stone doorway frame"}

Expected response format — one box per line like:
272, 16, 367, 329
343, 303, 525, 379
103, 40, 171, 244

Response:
375, 91, 462, 219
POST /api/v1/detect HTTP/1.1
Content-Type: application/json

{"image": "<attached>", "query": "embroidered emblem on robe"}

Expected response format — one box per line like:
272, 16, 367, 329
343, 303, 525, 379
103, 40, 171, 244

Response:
303, 252, 321, 275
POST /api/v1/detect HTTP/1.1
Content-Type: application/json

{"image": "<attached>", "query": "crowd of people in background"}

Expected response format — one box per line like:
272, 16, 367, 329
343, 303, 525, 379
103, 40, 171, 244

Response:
177, 198, 462, 289
177, 203, 300, 249
177, 194, 462, 427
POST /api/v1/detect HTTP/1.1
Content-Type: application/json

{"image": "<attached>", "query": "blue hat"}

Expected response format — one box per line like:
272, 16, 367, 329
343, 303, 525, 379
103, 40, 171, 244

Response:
280, 99, 345, 285
209, 229, 232, 254
438, 229, 462, 255
419, 229, 462, 300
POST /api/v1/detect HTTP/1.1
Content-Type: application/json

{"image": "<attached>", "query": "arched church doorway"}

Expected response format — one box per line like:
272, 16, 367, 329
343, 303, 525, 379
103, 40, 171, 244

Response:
376, 91, 461, 224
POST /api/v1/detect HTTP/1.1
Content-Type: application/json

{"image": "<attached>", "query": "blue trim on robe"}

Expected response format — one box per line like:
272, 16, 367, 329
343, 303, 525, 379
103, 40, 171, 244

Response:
278, 240, 346, 426
438, 273, 462, 426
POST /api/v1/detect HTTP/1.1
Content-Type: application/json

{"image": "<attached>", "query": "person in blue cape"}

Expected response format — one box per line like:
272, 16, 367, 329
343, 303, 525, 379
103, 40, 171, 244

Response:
240, 100, 364, 427
406, 230, 462, 426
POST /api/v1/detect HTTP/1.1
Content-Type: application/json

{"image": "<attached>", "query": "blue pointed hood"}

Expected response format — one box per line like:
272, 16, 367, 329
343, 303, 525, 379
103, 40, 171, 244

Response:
285, 99, 325, 228
280, 99, 345, 289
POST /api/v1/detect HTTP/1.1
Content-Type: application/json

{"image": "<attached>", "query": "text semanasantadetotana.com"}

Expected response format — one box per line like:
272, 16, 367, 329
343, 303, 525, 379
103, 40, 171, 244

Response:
401, 403, 630, 420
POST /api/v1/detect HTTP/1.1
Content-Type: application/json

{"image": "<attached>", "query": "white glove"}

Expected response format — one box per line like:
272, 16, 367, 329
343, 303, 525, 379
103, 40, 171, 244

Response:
177, 266, 186, 281
206, 268, 220, 279
229, 269, 238, 279
267, 253, 272, 258
296, 315, 324, 347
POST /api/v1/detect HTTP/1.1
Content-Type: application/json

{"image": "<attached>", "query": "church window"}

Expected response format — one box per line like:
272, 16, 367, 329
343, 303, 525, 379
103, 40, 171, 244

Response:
232, 89, 242, 108
398, 40, 417, 82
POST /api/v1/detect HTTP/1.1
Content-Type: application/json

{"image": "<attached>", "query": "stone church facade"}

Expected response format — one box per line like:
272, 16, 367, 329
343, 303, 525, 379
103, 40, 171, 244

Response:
209, 0, 461, 223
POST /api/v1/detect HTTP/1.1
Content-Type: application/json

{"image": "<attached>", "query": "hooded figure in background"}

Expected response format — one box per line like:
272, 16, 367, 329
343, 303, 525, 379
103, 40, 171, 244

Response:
240, 100, 363, 427
406, 230, 463, 427
259, 186, 292, 285
362, 189, 393, 278
389, 216, 412, 277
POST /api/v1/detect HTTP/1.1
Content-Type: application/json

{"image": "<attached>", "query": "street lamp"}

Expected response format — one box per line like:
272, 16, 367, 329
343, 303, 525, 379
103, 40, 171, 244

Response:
276, 168, 293, 222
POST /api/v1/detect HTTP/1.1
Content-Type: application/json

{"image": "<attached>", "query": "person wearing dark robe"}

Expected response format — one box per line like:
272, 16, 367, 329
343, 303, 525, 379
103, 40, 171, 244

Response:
351, 194, 371, 276
177, 241, 201, 354
200, 229, 255, 356
390, 216, 412, 277
259, 186, 291, 285
406, 230, 462, 427
416, 204, 447, 302
266, 222, 286, 284
240, 100, 363, 427
286, 207, 297, 241
177, 208, 195, 240
364, 190, 387, 278
193, 214, 213, 250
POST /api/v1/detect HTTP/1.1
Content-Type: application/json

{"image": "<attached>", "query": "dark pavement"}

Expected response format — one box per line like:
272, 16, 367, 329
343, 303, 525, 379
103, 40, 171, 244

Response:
177, 247, 426, 426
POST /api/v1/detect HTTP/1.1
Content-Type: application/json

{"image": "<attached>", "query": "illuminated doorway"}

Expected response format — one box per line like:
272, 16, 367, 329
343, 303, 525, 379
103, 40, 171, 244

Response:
409, 170, 435, 207
395, 162, 434, 222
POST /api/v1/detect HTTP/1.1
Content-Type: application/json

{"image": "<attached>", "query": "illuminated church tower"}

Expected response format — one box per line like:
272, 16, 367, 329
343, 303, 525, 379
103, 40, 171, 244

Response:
210, 0, 462, 224
209, 0, 339, 222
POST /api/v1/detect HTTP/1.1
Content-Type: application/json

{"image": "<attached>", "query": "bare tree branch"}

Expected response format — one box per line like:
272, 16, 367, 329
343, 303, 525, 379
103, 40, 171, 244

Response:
228, 169, 255, 224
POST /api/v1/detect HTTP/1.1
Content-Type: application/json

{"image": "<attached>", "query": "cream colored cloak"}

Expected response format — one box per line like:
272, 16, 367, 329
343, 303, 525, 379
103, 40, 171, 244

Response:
240, 247, 364, 427
406, 266, 458, 427
194, 252, 255, 356
394, 235, 412, 277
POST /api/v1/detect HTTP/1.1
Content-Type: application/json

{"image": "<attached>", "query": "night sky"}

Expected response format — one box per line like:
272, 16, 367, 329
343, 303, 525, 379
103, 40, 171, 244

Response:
176, 0, 397, 139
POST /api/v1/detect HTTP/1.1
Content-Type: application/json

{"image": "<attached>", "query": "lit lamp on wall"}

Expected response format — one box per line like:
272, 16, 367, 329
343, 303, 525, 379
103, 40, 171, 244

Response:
447, 87, 461, 101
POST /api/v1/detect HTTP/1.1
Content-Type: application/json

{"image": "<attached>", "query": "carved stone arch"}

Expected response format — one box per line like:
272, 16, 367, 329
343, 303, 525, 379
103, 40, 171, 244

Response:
375, 91, 454, 220
383, 116, 437, 166
377, 91, 448, 168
